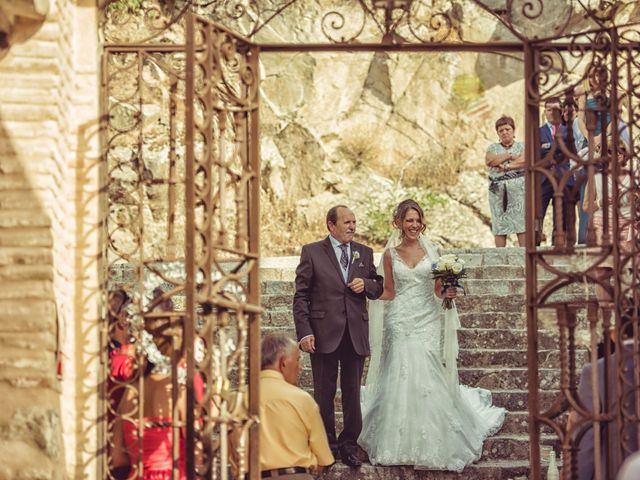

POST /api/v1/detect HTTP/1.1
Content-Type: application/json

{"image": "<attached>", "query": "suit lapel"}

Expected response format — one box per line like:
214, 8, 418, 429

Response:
323, 237, 346, 284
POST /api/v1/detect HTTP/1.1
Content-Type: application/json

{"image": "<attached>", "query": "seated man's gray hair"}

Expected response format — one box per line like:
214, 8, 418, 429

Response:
261, 333, 297, 369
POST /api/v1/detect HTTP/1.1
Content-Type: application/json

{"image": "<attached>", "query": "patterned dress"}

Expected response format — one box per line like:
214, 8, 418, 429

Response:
486, 141, 525, 235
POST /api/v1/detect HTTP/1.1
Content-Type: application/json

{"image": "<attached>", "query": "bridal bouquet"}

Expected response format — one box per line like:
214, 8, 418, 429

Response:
432, 254, 467, 310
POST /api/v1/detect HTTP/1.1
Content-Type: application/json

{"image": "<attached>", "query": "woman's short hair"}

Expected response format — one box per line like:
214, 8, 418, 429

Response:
392, 199, 427, 235
495, 116, 515, 132
261, 334, 297, 369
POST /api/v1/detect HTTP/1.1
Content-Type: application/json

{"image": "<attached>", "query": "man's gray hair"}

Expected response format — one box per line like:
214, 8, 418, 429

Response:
261, 333, 297, 369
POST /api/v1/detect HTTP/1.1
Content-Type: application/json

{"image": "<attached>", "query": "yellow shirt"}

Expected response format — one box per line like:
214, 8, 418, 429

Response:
259, 370, 334, 470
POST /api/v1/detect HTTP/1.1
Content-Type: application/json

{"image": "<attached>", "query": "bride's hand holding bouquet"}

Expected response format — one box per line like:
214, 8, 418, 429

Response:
432, 254, 467, 310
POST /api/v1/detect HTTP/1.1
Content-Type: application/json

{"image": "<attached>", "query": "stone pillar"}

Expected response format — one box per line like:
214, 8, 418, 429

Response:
0, 0, 101, 477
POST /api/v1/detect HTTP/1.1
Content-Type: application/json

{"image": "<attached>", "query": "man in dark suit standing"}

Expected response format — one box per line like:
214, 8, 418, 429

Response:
538, 97, 577, 246
293, 205, 383, 467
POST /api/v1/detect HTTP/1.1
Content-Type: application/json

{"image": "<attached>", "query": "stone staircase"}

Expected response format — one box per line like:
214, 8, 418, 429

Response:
259, 248, 568, 480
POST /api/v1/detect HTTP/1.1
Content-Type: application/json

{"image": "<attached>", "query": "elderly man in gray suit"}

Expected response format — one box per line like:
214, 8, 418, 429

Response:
575, 318, 639, 480
293, 205, 383, 468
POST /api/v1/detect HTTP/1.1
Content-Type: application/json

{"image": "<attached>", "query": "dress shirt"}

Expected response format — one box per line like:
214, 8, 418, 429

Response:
328, 235, 350, 282
259, 370, 334, 470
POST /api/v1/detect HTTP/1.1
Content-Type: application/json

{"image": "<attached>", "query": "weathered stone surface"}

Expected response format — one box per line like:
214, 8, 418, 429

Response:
459, 367, 558, 391
458, 349, 561, 369
6, 407, 62, 458
326, 461, 529, 479
458, 312, 525, 329
458, 328, 556, 350
0, 0, 100, 476
0, 440, 57, 480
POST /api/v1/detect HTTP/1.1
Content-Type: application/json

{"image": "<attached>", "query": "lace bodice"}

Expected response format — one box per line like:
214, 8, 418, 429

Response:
383, 248, 442, 352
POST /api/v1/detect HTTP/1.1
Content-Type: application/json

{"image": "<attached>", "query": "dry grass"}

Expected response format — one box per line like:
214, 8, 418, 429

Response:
260, 194, 327, 256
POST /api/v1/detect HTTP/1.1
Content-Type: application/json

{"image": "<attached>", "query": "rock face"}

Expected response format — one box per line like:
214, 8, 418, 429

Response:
256, 10, 529, 253
259, 48, 525, 252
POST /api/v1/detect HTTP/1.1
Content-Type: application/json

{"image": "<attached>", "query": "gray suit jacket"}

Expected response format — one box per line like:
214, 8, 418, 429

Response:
576, 346, 638, 480
292, 237, 383, 356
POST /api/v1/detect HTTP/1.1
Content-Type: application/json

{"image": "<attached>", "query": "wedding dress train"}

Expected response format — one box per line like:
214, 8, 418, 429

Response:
358, 246, 505, 472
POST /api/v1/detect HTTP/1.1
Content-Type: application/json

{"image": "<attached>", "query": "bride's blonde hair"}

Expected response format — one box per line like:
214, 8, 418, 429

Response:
392, 199, 427, 235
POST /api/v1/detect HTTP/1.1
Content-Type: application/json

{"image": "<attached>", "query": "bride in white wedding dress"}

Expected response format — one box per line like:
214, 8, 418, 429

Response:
358, 199, 506, 472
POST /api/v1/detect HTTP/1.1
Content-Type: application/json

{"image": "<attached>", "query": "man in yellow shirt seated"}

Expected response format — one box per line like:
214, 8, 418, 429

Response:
259, 334, 334, 479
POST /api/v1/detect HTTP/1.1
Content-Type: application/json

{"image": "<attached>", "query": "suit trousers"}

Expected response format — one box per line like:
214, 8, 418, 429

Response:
310, 324, 364, 448
539, 179, 578, 247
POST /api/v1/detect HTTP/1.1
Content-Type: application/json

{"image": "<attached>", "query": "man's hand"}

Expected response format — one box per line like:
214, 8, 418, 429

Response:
299, 335, 316, 353
347, 278, 365, 294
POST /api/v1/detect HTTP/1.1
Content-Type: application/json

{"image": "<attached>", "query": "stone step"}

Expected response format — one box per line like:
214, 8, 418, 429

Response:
260, 283, 593, 307
327, 459, 530, 479
458, 349, 556, 368
306, 388, 556, 415
324, 409, 545, 438
458, 328, 554, 350
264, 307, 597, 333
263, 324, 557, 351
296, 366, 558, 395
459, 368, 558, 391
316, 410, 550, 461
264, 308, 528, 330
258, 248, 528, 279
294, 348, 566, 372
459, 311, 525, 329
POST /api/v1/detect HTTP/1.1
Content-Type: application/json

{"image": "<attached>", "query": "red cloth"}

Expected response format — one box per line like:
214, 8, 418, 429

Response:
122, 417, 186, 480
109, 349, 205, 398
111, 347, 205, 479
110, 345, 135, 381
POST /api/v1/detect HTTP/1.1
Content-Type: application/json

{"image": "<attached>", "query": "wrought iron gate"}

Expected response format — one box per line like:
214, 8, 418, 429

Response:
525, 25, 640, 480
101, 10, 260, 480
99, 2, 640, 479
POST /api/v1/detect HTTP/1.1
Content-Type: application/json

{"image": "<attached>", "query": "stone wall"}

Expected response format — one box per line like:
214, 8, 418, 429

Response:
0, 0, 101, 477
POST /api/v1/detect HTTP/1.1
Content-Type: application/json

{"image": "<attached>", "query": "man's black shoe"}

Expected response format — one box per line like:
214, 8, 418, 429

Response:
339, 446, 362, 468
330, 446, 340, 460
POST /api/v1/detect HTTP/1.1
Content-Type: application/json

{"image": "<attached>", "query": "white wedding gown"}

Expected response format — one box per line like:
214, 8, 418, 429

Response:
358, 247, 506, 471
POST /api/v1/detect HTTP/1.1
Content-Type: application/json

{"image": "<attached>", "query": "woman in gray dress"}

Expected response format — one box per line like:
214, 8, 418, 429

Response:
485, 116, 525, 247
